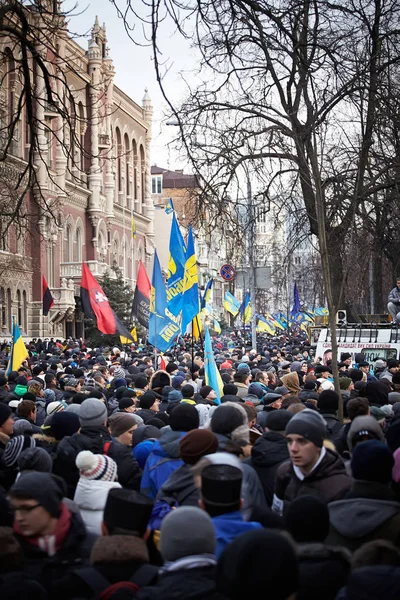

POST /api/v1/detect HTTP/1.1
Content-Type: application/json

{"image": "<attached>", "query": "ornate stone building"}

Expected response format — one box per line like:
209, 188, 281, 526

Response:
0, 11, 154, 339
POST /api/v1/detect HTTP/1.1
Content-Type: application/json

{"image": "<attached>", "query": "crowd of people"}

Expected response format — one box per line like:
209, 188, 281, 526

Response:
0, 332, 400, 599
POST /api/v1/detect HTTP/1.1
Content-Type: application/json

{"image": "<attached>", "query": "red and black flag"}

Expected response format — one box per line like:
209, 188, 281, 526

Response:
132, 260, 151, 328
80, 263, 134, 340
42, 275, 54, 316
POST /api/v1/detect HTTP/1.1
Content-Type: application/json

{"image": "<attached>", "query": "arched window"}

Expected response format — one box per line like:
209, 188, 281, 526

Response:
124, 134, 130, 201
6, 288, 11, 331
75, 227, 82, 262
139, 144, 145, 213
17, 290, 22, 329
132, 140, 138, 202
112, 238, 119, 267
65, 224, 72, 262
23, 290, 27, 331
116, 127, 122, 196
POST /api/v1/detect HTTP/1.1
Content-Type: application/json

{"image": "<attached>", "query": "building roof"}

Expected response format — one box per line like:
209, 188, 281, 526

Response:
151, 165, 198, 189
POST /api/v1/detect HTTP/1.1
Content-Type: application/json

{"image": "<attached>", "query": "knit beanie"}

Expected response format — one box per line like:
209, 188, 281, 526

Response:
79, 398, 107, 427
139, 392, 157, 410
266, 409, 292, 432
169, 403, 199, 432
216, 529, 298, 600
18, 446, 53, 473
3, 435, 36, 467
76, 450, 118, 481
285, 495, 330, 543
132, 424, 162, 448
134, 375, 148, 389
168, 389, 182, 403
0, 402, 11, 426
43, 388, 56, 403
318, 390, 339, 413
179, 429, 218, 465
113, 367, 126, 380
108, 413, 138, 437
133, 439, 158, 469
171, 375, 185, 389
46, 401, 68, 416
51, 411, 80, 440
339, 377, 352, 390
166, 362, 178, 374
9, 472, 65, 517
119, 397, 135, 410
12, 419, 33, 435
351, 440, 394, 484
285, 409, 327, 448
160, 506, 216, 561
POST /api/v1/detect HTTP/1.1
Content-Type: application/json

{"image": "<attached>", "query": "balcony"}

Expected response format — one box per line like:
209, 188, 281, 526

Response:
44, 100, 60, 118
98, 133, 110, 148
60, 261, 118, 280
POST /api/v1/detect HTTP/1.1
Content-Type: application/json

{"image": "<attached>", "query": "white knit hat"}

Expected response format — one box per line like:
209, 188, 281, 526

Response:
46, 401, 67, 416
76, 450, 118, 481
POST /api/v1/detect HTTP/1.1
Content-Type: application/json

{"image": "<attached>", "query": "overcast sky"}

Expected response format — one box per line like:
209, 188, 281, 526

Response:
65, 0, 196, 169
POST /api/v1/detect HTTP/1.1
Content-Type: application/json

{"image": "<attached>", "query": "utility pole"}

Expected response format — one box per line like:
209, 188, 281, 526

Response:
247, 176, 257, 350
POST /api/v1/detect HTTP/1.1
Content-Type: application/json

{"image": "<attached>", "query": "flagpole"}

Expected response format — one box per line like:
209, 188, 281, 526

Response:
154, 314, 157, 370
191, 318, 194, 370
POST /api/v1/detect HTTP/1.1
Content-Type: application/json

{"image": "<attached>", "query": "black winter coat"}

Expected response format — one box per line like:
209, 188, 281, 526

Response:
156, 463, 200, 506
245, 431, 289, 506
54, 425, 142, 497
296, 543, 351, 600
335, 565, 400, 600
137, 566, 227, 600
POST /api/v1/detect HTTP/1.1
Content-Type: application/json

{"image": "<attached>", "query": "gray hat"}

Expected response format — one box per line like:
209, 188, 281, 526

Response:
18, 446, 53, 473
12, 419, 33, 435
389, 392, 400, 405
347, 415, 385, 452
274, 386, 290, 396
160, 506, 216, 561
374, 359, 386, 369
285, 409, 327, 448
63, 376, 78, 388
79, 398, 107, 428
9, 472, 64, 518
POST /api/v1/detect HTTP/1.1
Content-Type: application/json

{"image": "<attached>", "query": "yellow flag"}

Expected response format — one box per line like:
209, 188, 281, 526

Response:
120, 327, 137, 344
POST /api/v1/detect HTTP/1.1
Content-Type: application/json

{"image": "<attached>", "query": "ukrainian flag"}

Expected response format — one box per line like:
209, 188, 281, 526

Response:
131, 214, 137, 239
181, 226, 199, 332
224, 291, 240, 316
204, 326, 224, 404
165, 198, 174, 214
6, 319, 28, 375
149, 251, 180, 352
213, 319, 221, 334
241, 292, 252, 324
167, 212, 186, 317
315, 307, 329, 316
201, 278, 213, 310
257, 315, 275, 335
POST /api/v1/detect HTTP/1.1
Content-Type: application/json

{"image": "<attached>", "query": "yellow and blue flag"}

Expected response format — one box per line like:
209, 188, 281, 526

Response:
256, 315, 275, 335
213, 319, 221, 334
201, 278, 213, 310
240, 292, 252, 324
181, 226, 199, 332
315, 307, 329, 316
224, 291, 241, 316
204, 326, 224, 404
266, 312, 285, 331
6, 319, 28, 375
273, 312, 288, 330
149, 250, 180, 352
167, 212, 186, 316
165, 198, 174, 214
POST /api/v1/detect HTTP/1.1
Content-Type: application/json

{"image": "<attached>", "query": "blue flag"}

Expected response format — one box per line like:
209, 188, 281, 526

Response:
240, 292, 251, 324
291, 282, 301, 315
149, 250, 180, 352
224, 291, 241, 316
204, 326, 223, 404
201, 278, 213, 310
181, 226, 200, 332
165, 198, 174, 214
167, 212, 186, 316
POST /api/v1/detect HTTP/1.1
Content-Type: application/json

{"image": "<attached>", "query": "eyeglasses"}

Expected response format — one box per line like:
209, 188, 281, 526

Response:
10, 504, 41, 515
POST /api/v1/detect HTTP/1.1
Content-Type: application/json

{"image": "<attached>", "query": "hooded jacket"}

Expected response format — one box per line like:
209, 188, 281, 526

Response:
140, 427, 185, 499
346, 415, 385, 453
212, 511, 262, 559
327, 480, 400, 552
297, 543, 351, 600
73, 478, 121, 536
54, 426, 142, 497
245, 431, 289, 506
156, 462, 200, 507
335, 565, 400, 600
274, 448, 351, 513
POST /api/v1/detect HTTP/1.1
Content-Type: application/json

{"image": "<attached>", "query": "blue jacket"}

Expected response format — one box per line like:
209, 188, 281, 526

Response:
212, 511, 262, 558
140, 427, 185, 499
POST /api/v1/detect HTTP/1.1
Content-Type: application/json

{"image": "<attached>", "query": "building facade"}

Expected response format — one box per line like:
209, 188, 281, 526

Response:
0, 10, 154, 339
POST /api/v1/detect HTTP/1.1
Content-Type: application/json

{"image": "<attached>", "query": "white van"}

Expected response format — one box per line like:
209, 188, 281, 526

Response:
315, 325, 400, 365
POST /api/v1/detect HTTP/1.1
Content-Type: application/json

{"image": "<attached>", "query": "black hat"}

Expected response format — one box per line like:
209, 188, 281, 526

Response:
103, 488, 154, 536
341, 353, 352, 362
211, 404, 244, 434
9, 472, 65, 518
315, 365, 330, 375
132, 424, 162, 448
0, 403, 11, 427
151, 371, 170, 390
264, 393, 282, 406
285, 495, 330, 543
318, 390, 339, 412
139, 392, 158, 410
166, 362, 178, 374
285, 409, 327, 447
266, 409, 292, 432
201, 464, 242, 507
134, 375, 148, 389
119, 397, 135, 410
169, 403, 199, 431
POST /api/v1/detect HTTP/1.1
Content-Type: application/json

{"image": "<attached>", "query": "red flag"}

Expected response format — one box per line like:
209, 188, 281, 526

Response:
80, 263, 117, 335
159, 356, 166, 370
132, 260, 151, 328
42, 275, 54, 316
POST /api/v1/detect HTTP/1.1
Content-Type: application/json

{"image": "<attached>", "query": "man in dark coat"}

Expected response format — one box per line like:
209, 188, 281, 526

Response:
8, 472, 93, 594
137, 506, 221, 600
272, 409, 351, 515
245, 410, 291, 506
327, 440, 400, 552
54, 398, 141, 497
317, 390, 342, 440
